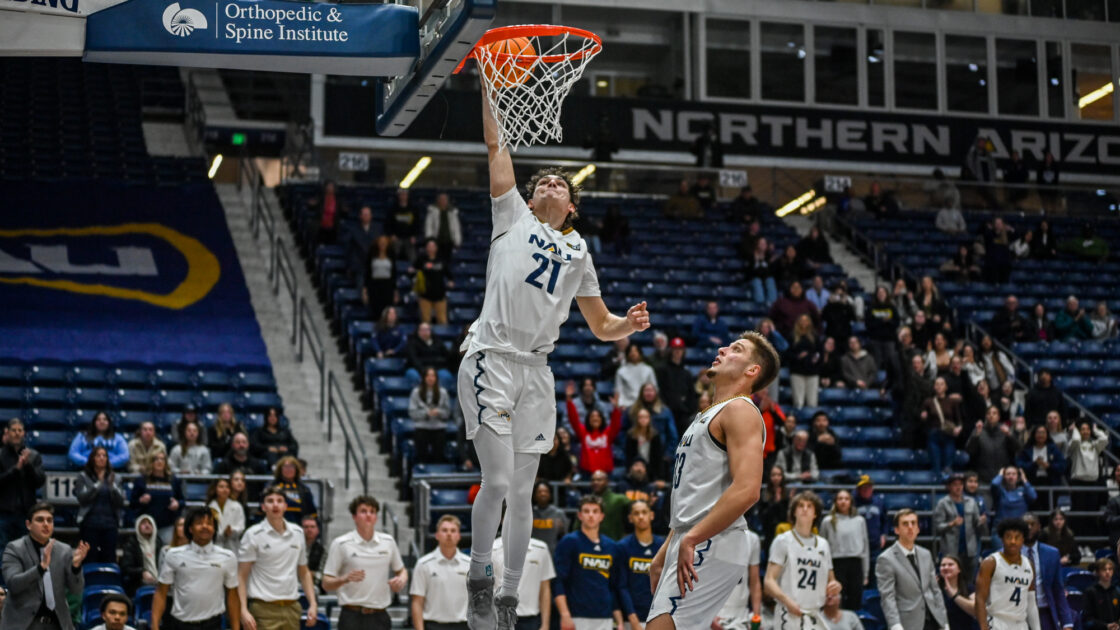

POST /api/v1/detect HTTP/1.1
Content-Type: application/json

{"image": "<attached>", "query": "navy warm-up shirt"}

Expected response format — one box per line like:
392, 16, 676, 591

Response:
614, 533, 665, 620
553, 530, 621, 619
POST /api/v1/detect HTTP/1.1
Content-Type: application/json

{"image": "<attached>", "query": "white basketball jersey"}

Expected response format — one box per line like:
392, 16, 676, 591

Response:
986, 552, 1033, 624
462, 187, 600, 357
716, 530, 761, 625
670, 396, 764, 531
769, 530, 832, 613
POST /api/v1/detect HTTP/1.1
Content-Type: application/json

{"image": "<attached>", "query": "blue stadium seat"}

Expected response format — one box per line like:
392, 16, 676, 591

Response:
858, 426, 897, 444
861, 593, 884, 622
898, 470, 939, 485
25, 365, 68, 385
66, 366, 109, 387
0, 365, 24, 385
41, 454, 71, 470
861, 469, 897, 485
28, 387, 68, 407
1066, 589, 1084, 614
883, 493, 926, 511
842, 448, 878, 467
82, 585, 126, 623
27, 430, 73, 454
235, 371, 277, 391
110, 368, 154, 388
430, 489, 470, 505
1064, 570, 1094, 593
83, 563, 122, 587
133, 585, 156, 624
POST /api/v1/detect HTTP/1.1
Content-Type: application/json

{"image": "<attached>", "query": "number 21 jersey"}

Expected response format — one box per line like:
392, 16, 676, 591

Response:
768, 530, 832, 613
463, 186, 600, 358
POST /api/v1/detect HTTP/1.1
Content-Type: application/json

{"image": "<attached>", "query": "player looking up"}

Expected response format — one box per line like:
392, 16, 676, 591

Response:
462, 76, 651, 630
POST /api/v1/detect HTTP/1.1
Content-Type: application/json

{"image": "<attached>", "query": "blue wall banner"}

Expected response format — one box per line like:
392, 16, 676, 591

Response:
0, 181, 271, 369
84, 0, 418, 76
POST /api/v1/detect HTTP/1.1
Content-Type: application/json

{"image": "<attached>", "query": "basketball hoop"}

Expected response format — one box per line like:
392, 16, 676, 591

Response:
454, 24, 602, 151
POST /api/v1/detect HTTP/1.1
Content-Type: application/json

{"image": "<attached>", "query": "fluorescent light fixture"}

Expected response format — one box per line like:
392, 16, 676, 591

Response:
800, 196, 828, 215
571, 164, 597, 186
776, 189, 816, 217
1079, 82, 1115, 109
399, 156, 432, 189
207, 154, 223, 179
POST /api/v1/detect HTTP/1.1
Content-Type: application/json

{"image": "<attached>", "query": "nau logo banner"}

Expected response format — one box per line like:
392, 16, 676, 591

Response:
85, 0, 419, 76
0, 181, 270, 368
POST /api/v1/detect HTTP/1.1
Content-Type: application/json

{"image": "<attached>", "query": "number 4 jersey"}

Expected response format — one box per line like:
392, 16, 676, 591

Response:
768, 530, 832, 615
462, 186, 600, 358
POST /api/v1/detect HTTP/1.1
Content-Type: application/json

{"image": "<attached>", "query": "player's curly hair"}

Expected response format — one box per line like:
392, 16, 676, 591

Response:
525, 167, 581, 231
788, 490, 824, 525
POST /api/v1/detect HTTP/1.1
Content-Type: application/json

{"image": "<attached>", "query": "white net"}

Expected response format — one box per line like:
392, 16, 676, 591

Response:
473, 26, 601, 151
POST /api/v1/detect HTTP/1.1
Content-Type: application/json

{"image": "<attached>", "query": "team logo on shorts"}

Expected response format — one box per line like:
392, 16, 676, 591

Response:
498, 410, 511, 422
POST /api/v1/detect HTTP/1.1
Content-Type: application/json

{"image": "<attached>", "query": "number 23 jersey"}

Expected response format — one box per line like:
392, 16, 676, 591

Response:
463, 186, 601, 358
768, 530, 832, 612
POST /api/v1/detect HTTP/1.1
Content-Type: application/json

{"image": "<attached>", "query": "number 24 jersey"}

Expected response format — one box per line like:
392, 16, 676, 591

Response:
768, 530, 833, 612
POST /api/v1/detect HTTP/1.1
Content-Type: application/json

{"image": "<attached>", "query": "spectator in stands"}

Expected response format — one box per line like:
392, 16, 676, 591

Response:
424, 192, 462, 264
601, 204, 631, 256
345, 205, 379, 283
209, 403, 247, 461
934, 200, 967, 236
769, 281, 820, 342
628, 383, 678, 457
989, 465, 1036, 541
822, 284, 856, 344
942, 355, 968, 397
229, 470, 250, 512
938, 555, 978, 629
1004, 150, 1030, 205
924, 332, 954, 378
1041, 508, 1080, 566
538, 433, 573, 484
841, 336, 878, 389
772, 245, 810, 291
798, 226, 833, 268
385, 188, 420, 261
1025, 370, 1065, 428
934, 475, 982, 584
1021, 513, 1077, 630
963, 136, 998, 205
588, 470, 629, 541
899, 354, 935, 449
624, 409, 665, 482
968, 379, 1003, 425
566, 392, 622, 476
214, 432, 268, 475
1016, 426, 1067, 486
809, 412, 842, 470
565, 378, 610, 428
127, 421, 167, 475
904, 314, 931, 358
68, 411, 129, 469
746, 237, 778, 305
730, 186, 766, 223
820, 489, 869, 611
207, 477, 245, 555
302, 516, 326, 593
75, 446, 125, 563
614, 345, 657, 407
250, 408, 298, 466
940, 244, 982, 283
775, 430, 819, 483
618, 458, 661, 507
1034, 152, 1061, 210
863, 180, 886, 216
409, 367, 452, 464
1060, 223, 1111, 261
917, 276, 952, 333
370, 306, 406, 361
176, 405, 205, 446
412, 239, 453, 325
692, 301, 732, 347
169, 421, 211, 474
1082, 558, 1120, 630
962, 472, 991, 537
923, 377, 964, 475
600, 338, 630, 381
1068, 420, 1110, 518
152, 506, 239, 630
531, 482, 568, 554
1031, 218, 1058, 259
977, 335, 1015, 391
981, 217, 1014, 284
129, 452, 182, 542
755, 466, 790, 547
755, 388, 786, 464
363, 238, 398, 323
239, 486, 318, 630
1009, 413, 1031, 447
865, 285, 900, 374
315, 180, 342, 245
556, 427, 579, 472
163, 516, 188, 566
655, 338, 695, 433
1090, 301, 1119, 340
410, 515, 469, 630
406, 322, 451, 379
121, 514, 162, 595
692, 175, 717, 213
1107, 464, 1120, 498
818, 336, 843, 389
787, 314, 821, 409
0, 418, 45, 553
990, 295, 1030, 346
1010, 229, 1034, 259
967, 408, 1020, 483
890, 279, 919, 327
1, 502, 87, 630
271, 456, 317, 524
647, 331, 670, 371
663, 179, 702, 219
805, 275, 830, 312
691, 123, 723, 167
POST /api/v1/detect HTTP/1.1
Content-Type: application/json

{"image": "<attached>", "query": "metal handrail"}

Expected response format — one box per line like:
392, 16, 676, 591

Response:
326, 370, 370, 493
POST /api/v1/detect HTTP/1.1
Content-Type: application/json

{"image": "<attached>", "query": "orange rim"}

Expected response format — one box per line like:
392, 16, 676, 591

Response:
453, 24, 602, 74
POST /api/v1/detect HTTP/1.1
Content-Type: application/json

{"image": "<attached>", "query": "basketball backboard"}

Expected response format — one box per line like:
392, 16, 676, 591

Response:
374, 0, 495, 136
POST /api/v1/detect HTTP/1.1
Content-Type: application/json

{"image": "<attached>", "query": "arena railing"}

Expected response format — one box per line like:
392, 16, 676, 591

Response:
237, 155, 370, 496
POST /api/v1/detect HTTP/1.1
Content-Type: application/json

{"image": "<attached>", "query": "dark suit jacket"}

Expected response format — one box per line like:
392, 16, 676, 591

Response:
1, 535, 84, 630
1030, 542, 1075, 629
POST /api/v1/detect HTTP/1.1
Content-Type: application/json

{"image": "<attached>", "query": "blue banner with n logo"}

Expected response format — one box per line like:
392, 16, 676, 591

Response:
0, 181, 270, 368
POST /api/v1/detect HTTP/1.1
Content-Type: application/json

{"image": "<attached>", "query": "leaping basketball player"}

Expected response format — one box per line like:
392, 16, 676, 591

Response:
460, 78, 651, 629
646, 332, 777, 630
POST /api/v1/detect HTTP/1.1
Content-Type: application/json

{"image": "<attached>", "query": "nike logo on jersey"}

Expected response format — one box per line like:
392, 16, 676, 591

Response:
535, 433, 547, 441
528, 234, 573, 261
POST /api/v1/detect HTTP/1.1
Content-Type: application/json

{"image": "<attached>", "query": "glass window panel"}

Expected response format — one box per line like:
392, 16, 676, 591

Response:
996, 38, 1038, 116
893, 31, 937, 110
706, 18, 750, 99
945, 35, 989, 112
1110, 0, 1120, 21
1031, 0, 1065, 16
814, 26, 858, 105
1046, 41, 1066, 118
1067, 0, 1106, 19
867, 29, 885, 107
1071, 43, 1114, 120
761, 22, 805, 102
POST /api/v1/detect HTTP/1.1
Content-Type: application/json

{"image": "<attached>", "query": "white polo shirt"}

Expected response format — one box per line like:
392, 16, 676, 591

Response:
239, 519, 308, 601
409, 548, 470, 623
322, 529, 405, 609
492, 537, 556, 617
158, 542, 239, 622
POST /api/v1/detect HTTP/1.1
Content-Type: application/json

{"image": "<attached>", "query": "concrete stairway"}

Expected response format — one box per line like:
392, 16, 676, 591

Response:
213, 181, 413, 548
783, 213, 881, 294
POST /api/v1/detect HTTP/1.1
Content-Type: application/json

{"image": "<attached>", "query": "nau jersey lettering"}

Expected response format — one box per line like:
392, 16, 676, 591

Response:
554, 530, 621, 619
616, 533, 665, 621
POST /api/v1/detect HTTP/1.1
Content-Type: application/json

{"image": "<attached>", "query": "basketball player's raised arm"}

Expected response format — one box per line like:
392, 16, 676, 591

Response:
576, 296, 650, 341
481, 85, 516, 197
974, 557, 994, 630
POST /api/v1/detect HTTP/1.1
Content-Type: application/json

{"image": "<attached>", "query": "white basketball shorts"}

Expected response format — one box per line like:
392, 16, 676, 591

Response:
774, 606, 826, 630
458, 350, 556, 454
647, 527, 749, 629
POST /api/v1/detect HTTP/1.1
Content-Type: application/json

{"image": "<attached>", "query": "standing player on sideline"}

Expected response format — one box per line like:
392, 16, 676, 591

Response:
764, 492, 840, 629
463, 74, 651, 630
646, 333, 777, 630
616, 499, 665, 629
975, 518, 1040, 630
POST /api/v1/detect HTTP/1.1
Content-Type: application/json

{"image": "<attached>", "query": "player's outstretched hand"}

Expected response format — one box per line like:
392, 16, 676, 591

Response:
676, 536, 699, 597
627, 301, 650, 332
